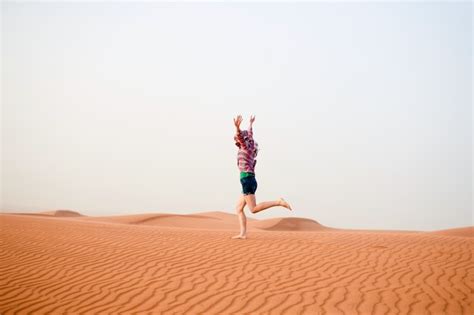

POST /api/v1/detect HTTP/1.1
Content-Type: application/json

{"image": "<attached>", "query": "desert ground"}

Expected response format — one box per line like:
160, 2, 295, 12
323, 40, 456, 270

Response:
1, 210, 473, 314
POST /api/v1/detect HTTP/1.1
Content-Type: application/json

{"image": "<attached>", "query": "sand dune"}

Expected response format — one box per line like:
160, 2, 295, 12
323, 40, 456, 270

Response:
1, 213, 473, 314
80, 212, 331, 232
82, 213, 240, 230
40, 209, 84, 217
429, 226, 474, 238
74, 211, 329, 232
3, 209, 84, 217
250, 217, 331, 231
76, 212, 243, 230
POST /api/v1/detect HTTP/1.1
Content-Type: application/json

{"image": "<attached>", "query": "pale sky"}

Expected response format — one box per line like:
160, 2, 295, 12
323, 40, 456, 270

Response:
2, 1, 472, 231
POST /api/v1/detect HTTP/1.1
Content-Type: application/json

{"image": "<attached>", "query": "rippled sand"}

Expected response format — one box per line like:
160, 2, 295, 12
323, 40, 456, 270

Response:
1, 212, 473, 314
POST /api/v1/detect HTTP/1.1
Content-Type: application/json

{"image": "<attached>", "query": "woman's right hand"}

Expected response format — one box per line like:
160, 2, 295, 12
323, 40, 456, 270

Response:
233, 115, 243, 130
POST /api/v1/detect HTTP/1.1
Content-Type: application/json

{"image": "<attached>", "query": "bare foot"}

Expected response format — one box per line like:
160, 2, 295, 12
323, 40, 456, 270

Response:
231, 234, 247, 239
279, 198, 292, 211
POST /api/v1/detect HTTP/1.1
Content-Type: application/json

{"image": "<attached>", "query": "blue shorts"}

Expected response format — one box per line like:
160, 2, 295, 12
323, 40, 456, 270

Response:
241, 175, 258, 195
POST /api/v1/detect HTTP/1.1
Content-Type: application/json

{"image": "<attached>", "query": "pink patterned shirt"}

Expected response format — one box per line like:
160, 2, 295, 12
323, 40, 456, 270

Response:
234, 127, 259, 173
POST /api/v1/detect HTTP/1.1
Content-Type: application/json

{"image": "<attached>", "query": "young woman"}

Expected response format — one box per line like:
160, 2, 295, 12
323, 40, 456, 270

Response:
231, 115, 292, 239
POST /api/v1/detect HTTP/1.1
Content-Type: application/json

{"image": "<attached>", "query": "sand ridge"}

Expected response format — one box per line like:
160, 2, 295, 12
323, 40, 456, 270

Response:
1, 213, 473, 314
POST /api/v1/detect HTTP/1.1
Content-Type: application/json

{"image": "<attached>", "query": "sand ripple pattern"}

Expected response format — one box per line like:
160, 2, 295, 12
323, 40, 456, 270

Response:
1, 215, 473, 314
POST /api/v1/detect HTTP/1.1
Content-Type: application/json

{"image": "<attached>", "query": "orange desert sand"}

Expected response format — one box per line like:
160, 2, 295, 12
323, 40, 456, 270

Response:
1, 210, 473, 314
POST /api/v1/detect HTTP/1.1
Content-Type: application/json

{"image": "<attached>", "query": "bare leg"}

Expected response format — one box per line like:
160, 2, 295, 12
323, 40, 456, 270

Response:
244, 194, 292, 214
232, 195, 247, 239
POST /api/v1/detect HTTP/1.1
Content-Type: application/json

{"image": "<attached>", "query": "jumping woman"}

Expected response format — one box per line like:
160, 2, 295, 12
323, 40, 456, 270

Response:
231, 115, 292, 240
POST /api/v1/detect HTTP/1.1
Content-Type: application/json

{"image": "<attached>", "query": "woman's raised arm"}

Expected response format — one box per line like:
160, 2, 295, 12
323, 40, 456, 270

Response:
249, 115, 255, 136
